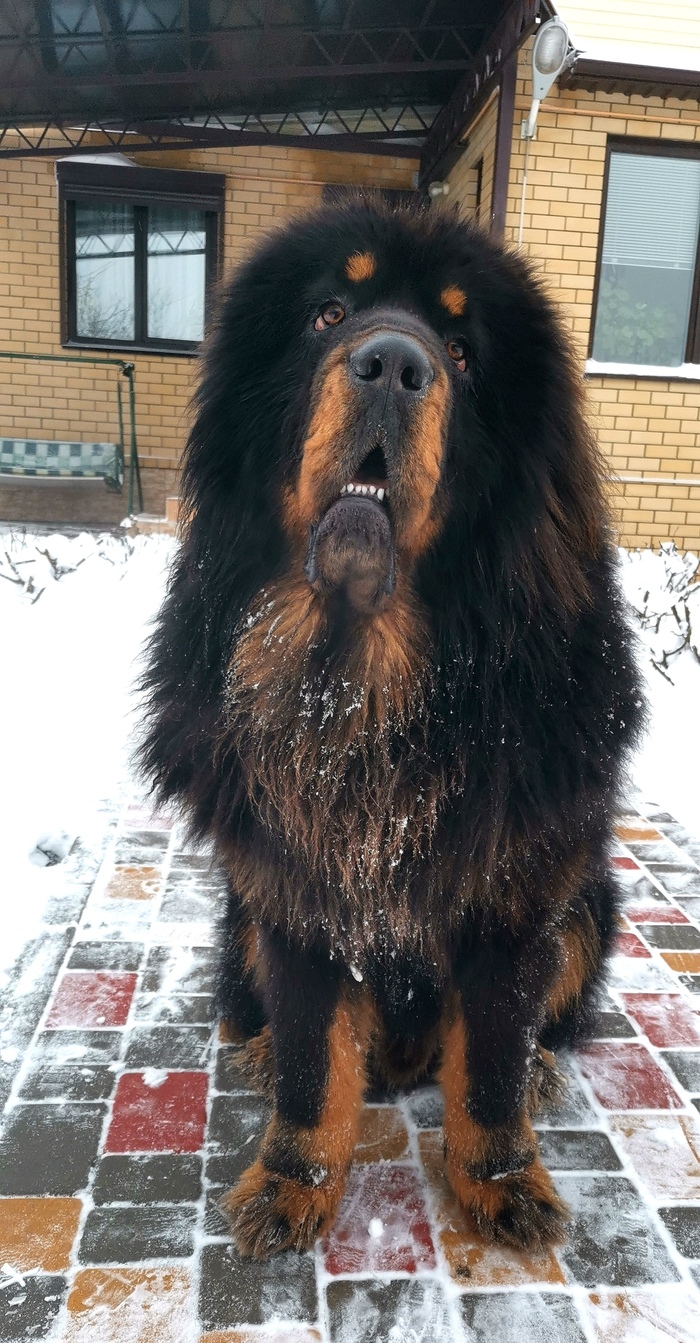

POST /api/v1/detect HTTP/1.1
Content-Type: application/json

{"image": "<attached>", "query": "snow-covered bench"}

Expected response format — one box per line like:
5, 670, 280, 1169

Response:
0, 438, 123, 491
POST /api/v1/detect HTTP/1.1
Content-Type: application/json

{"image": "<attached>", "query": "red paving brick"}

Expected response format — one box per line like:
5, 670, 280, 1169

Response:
323, 1164, 436, 1275
620, 994, 700, 1047
105, 1072, 209, 1154
45, 971, 137, 1028
614, 932, 651, 958
624, 906, 689, 924
613, 856, 640, 871
578, 1043, 684, 1110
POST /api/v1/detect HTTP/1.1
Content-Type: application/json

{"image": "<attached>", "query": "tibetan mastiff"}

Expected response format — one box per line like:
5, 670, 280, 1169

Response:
141, 199, 643, 1259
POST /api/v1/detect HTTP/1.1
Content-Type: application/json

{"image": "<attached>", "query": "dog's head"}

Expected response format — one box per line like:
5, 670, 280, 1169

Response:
185, 199, 604, 628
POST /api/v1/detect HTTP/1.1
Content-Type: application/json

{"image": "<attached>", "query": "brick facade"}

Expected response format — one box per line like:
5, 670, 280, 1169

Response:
447, 37, 700, 552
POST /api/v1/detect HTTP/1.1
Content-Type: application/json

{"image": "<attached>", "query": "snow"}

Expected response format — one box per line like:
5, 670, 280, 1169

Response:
0, 527, 699, 982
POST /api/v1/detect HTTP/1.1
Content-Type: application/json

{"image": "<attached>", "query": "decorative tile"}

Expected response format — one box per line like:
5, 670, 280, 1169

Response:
65, 1267, 190, 1342
45, 971, 137, 1029
213, 1048, 259, 1095
578, 1044, 684, 1110
325, 1279, 452, 1343
620, 994, 700, 1046
0, 1273, 66, 1341
677, 897, 700, 922
663, 953, 700, 973
0, 1105, 106, 1195
123, 804, 174, 831
419, 1129, 564, 1286
613, 932, 651, 958
208, 1094, 271, 1153
0, 1197, 82, 1271
584, 1288, 700, 1343
625, 906, 689, 924
636, 925, 700, 951
68, 940, 144, 971
31, 1029, 123, 1066
105, 1072, 208, 1154
679, 974, 700, 995
607, 957, 677, 992
459, 1292, 586, 1342
18, 1063, 116, 1102
615, 825, 664, 843
592, 1012, 637, 1039
114, 832, 170, 865
133, 994, 213, 1025
104, 866, 162, 901
92, 1154, 203, 1205
354, 1107, 410, 1162
79, 1206, 197, 1262
198, 1243, 317, 1330
647, 867, 700, 897
140, 946, 218, 995
323, 1164, 436, 1274
613, 857, 639, 871
554, 1175, 679, 1286
537, 1130, 622, 1172
124, 1026, 213, 1070
609, 1115, 700, 1199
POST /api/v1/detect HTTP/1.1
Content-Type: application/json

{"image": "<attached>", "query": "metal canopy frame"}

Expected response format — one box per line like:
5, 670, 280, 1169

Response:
0, 0, 516, 160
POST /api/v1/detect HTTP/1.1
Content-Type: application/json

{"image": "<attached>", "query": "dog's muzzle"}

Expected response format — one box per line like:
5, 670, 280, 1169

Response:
305, 494, 395, 615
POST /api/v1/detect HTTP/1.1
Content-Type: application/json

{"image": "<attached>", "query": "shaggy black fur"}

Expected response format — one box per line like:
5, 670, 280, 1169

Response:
140, 199, 644, 1257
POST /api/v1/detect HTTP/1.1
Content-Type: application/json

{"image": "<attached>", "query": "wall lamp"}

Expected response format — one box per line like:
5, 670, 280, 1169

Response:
518, 15, 572, 246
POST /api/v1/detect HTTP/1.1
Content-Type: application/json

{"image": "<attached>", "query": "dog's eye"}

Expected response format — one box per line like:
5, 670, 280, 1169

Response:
314, 303, 346, 332
446, 339, 467, 372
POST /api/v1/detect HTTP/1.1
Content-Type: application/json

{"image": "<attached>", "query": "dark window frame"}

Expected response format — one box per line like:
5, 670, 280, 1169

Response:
57, 161, 225, 356
589, 137, 700, 368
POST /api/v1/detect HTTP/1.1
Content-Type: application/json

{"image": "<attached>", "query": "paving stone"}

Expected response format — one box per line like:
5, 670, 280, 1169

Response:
123, 803, 174, 830
79, 1205, 196, 1262
105, 1071, 208, 1154
591, 1011, 637, 1039
616, 874, 670, 904
204, 1188, 233, 1237
459, 1291, 587, 1342
537, 1130, 622, 1171
624, 905, 689, 923
326, 1278, 452, 1343
609, 1115, 700, 1199
45, 970, 137, 1028
677, 897, 700, 922
31, 1029, 123, 1066
660, 1050, 700, 1093
584, 1287, 700, 1342
42, 888, 91, 925
0, 1197, 82, 1271
0, 1273, 66, 1340
679, 974, 700, 994
205, 1150, 269, 1204
627, 842, 687, 865
0, 1105, 105, 1195
65, 1267, 190, 1342
92, 1153, 203, 1204
607, 957, 676, 991
123, 1025, 213, 1069
323, 1164, 436, 1274
658, 1206, 700, 1258
646, 866, 700, 896
620, 993, 700, 1046
104, 865, 162, 901
208, 1093, 271, 1153
67, 941, 144, 971
133, 992, 213, 1025
18, 1063, 116, 1102
114, 831, 169, 865
169, 852, 215, 872
662, 952, 700, 973
616, 824, 664, 843
613, 856, 639, 871
140, 945, 218, 994
354, 1106, 410, 1162
419, 1130, 564, 1287
578, 1043, 684, 1109
555, 1175, 680, 1286
0, 930, 74, 1056
613, 932, 651, 958
636, 924, 700, 950
405, 1087, 443, 1128
160, 874, 227, 923
534, 1061, 598, 1128
199, 1242, 317, 1329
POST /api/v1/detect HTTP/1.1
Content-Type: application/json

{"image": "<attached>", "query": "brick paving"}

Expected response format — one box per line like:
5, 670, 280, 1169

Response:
2, 801, 700, 1340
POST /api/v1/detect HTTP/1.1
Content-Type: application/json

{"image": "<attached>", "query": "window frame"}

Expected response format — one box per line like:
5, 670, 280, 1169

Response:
57, 161, 225, 356
589, 137, 700, 369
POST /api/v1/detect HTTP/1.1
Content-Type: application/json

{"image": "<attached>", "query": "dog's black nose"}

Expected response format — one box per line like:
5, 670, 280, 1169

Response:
349, 332, 433, 395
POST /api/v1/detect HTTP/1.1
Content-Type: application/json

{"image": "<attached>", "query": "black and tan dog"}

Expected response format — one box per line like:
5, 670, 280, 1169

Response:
140, 200, 644, 1259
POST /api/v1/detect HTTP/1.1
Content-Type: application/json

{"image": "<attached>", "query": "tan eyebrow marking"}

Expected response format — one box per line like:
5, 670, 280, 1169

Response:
440, 284, 467, 317
345, 251, 377, 283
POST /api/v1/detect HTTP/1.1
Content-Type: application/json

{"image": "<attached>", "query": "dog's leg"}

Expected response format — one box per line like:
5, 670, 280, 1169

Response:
223, 931, 373, 1258
441, 931, 569, 1250
216, 879, 266, 1043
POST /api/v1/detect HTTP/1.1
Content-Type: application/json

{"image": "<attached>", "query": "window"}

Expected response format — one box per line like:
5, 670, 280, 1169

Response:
590, 142, 700, 369
58, 161, 225, 354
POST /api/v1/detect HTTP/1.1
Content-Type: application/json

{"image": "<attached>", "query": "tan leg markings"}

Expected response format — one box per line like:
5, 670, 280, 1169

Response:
222, 997, 374, 1258
439, 1008, 569, 1251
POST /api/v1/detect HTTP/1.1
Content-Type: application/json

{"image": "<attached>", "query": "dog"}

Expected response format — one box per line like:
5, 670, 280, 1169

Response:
140, 198, 644, 1259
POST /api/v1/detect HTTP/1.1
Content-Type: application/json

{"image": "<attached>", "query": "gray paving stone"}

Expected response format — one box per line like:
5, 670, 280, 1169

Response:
658, 1206, 700, 1258
555, 1175, 680, 1286
92, 1153, 203, 1205
459, 1291, 586, 1343
0, 1104, 106, 1195
537, 1129, 622, 1171
0, 1274, 65, 1340
199, 1242, 317, 1329
79, 1205, 196, 1262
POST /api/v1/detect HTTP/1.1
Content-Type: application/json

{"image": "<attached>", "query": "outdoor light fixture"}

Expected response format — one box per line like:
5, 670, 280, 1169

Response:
522, 15, 570, 140
518, 14, 571, 247
428, 180, 450, 198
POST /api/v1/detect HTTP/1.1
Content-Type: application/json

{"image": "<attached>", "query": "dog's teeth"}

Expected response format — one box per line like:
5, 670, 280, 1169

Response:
368, 485, 376, 495
376, 488, 385, 501
346, 483, 355, 493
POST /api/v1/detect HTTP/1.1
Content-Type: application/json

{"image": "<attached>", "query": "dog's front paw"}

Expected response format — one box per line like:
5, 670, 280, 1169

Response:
447, 1155, 570, 1251
221, 1158, 345, 1259
526, 1045, 568, 1116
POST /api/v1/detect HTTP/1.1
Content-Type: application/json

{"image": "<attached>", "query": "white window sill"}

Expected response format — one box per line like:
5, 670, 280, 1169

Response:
585, 359, 700, 381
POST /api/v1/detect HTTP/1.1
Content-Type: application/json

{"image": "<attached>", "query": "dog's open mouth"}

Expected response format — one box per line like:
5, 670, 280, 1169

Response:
338, 443, 389, 506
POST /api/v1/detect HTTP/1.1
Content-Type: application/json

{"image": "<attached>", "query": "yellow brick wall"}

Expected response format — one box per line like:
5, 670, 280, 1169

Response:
445, 90, 499, 226
0, 141, 417, 512
447, 38, 700, 552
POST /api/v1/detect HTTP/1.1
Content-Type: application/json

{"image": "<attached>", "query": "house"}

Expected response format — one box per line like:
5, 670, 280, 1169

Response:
1, 1, 699, 550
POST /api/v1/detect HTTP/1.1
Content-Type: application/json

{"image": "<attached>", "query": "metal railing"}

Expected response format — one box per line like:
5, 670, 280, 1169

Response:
0, 350, 144, 514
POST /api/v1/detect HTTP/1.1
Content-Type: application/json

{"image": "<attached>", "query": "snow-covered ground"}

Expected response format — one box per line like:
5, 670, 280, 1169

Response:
1, 527, 698, 978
